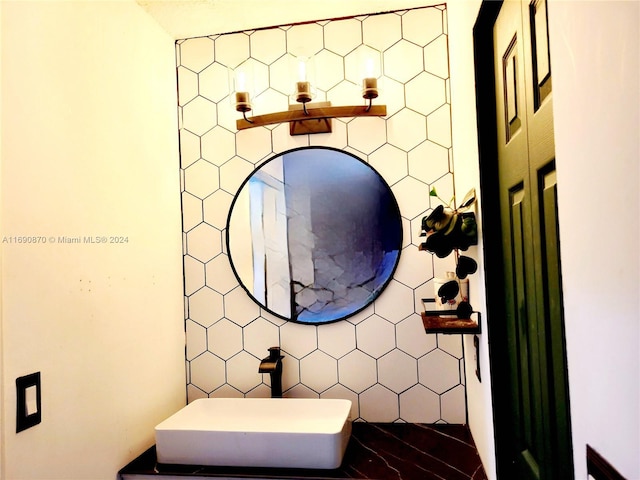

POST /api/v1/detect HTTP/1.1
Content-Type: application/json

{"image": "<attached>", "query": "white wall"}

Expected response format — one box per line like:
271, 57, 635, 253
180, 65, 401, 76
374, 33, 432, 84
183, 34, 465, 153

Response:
0, 2, 185, 479
447, 2, 497, 478
548, 1, 640, 478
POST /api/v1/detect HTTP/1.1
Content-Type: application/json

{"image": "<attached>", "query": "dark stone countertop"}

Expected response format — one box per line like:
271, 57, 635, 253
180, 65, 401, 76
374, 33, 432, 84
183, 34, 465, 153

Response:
119, 423, 487, 480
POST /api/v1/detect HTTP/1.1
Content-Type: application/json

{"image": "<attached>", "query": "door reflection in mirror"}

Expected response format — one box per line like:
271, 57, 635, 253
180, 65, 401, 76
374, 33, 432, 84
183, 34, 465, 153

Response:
227, 147, 402, 324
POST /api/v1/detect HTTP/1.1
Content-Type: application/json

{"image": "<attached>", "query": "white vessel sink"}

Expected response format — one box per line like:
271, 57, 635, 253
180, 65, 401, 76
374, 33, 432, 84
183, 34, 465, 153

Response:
155, 397, 352, 469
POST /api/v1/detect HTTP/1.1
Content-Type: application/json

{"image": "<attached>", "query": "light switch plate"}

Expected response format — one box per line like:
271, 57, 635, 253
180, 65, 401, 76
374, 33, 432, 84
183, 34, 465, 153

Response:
16, 372, 41, 432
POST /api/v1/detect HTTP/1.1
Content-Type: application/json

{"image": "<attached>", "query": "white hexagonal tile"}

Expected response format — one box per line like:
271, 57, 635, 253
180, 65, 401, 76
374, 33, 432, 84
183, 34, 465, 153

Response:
210, 384, 244, 398
406, 72, 446, 116
189, 286, 224, 327
271, 123, 309, 153
338, 350, 377, 393
178, 66, 198, 106
250, 28, 286, 65
203, 189, 233, 230
179, 129, 201, 169
440, 384, 466, 423
300, 350, 338, 393
347, 117, 386, 155
214, 32, 250, 68
179, 37, 215, 73
184, 159, 219, 199
224, 286, 260, 326
314, 49, 344, 92
242, 318, 280, 358
384, 40, 424, 84
205, 254, 237, 295
186, 319, 207, 361
356, 315, 395, 358
359, 384, 399, 422
429, 174, 455, 210
344, 44, 381, 85
402, 7, 444, 48
220, 156, 254, 194
437, 334, 463, 359
260, 308, 287, 327
227, 350, 262, 393
309, 118, 348, 150
281, 354, 300, 392
182, 191, 203, 233
424, 35, 450, 79
201, 126, 236, 167
287, 23, 324, 57
387, 108, 427, 152
322, 384, 359, 420
408, 140, 450, 184
199, 62, 230, 103
184, 255, 205, 296
208, 318, 243, 359
268, 53, 296, 96
418, 349, 460, 394
402, 217, 412, 249
285, 384, 319, 399
362, 14, 401, 51
369, 144, 407, 186
253, 88, 289, 117
215, 95, 238, 132
409, 214, 429, 248
280, 321, 317, 359
187, 383, 208, 402
345, 303, 374, 325
413, 281, 435, 313
182, 96, 217, 135
374, 280, 414, 323
234, 58, 270, 97
378, 350, 417, 394
399, 384, 441, 422
393, 245, 432, 289
190, 351, 225, 393
236, 129, 272, 163
397, 313, 437, 358
427, 105, 452, 148
380, 76, 405, 117
186, 223, 221, 262
246, 384, 271, 398
327, 79, 360, 107
318, 321, 356, 359
392, 176, 431, 220
324, 18, 362, 56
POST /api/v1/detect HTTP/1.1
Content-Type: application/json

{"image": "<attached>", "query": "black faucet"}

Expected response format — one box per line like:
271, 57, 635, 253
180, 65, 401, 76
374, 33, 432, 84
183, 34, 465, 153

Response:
258, 346, 284, 398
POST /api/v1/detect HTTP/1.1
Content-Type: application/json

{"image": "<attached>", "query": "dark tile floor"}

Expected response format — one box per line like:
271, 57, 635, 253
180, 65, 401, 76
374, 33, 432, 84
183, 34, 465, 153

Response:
119, 423, 488, 480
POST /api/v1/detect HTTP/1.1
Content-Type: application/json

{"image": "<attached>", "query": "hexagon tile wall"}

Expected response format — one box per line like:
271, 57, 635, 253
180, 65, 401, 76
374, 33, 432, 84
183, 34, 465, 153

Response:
178, 4, 467, 423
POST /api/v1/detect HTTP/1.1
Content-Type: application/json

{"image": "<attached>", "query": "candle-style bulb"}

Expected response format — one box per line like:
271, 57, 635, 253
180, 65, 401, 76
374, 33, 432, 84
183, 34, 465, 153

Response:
233, 69, 252, 112
361, 53, 380, 100
294, 56, 313, 104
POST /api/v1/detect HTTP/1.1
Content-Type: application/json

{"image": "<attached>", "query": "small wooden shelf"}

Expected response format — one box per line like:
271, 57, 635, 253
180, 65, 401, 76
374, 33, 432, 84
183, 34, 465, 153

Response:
421, 311, 481, 334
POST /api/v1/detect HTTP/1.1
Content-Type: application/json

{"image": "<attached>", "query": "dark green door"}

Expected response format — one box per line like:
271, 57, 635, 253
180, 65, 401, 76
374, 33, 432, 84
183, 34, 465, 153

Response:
493, 1, 573, 478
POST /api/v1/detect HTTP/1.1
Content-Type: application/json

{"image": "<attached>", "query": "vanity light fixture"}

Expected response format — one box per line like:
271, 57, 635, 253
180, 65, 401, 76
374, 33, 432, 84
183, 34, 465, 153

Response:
233, 54, 387, 135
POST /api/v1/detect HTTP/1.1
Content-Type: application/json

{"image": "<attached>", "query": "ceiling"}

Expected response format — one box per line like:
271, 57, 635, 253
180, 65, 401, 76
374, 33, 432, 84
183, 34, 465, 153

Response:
136, 0, 444, 39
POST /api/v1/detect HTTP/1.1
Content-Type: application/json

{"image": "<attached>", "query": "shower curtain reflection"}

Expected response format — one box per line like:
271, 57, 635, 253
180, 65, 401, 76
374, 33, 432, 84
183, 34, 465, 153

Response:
227, 147, 402, 324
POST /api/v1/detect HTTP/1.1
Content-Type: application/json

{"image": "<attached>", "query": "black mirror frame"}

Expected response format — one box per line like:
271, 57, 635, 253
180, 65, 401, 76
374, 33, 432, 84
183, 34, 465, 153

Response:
225, 146, 403, 325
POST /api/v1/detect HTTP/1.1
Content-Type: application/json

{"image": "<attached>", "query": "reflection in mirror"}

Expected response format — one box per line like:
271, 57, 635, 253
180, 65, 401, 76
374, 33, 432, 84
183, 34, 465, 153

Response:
227, 147, 402, 324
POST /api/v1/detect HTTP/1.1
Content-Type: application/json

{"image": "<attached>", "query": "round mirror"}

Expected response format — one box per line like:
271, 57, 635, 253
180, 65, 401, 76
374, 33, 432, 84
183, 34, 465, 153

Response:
227, 147, 402, 324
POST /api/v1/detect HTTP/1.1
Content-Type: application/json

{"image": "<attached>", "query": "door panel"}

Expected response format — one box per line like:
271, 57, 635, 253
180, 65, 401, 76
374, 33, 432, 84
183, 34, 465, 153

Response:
493, 1, 573, 478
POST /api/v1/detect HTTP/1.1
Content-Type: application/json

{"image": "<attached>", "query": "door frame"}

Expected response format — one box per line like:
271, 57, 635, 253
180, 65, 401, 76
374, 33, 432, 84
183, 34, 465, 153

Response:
472, 1, 518, 477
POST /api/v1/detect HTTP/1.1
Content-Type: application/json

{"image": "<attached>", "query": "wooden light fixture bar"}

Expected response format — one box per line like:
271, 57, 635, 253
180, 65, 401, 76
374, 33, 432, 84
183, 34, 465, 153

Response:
236, 102, 387, 135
